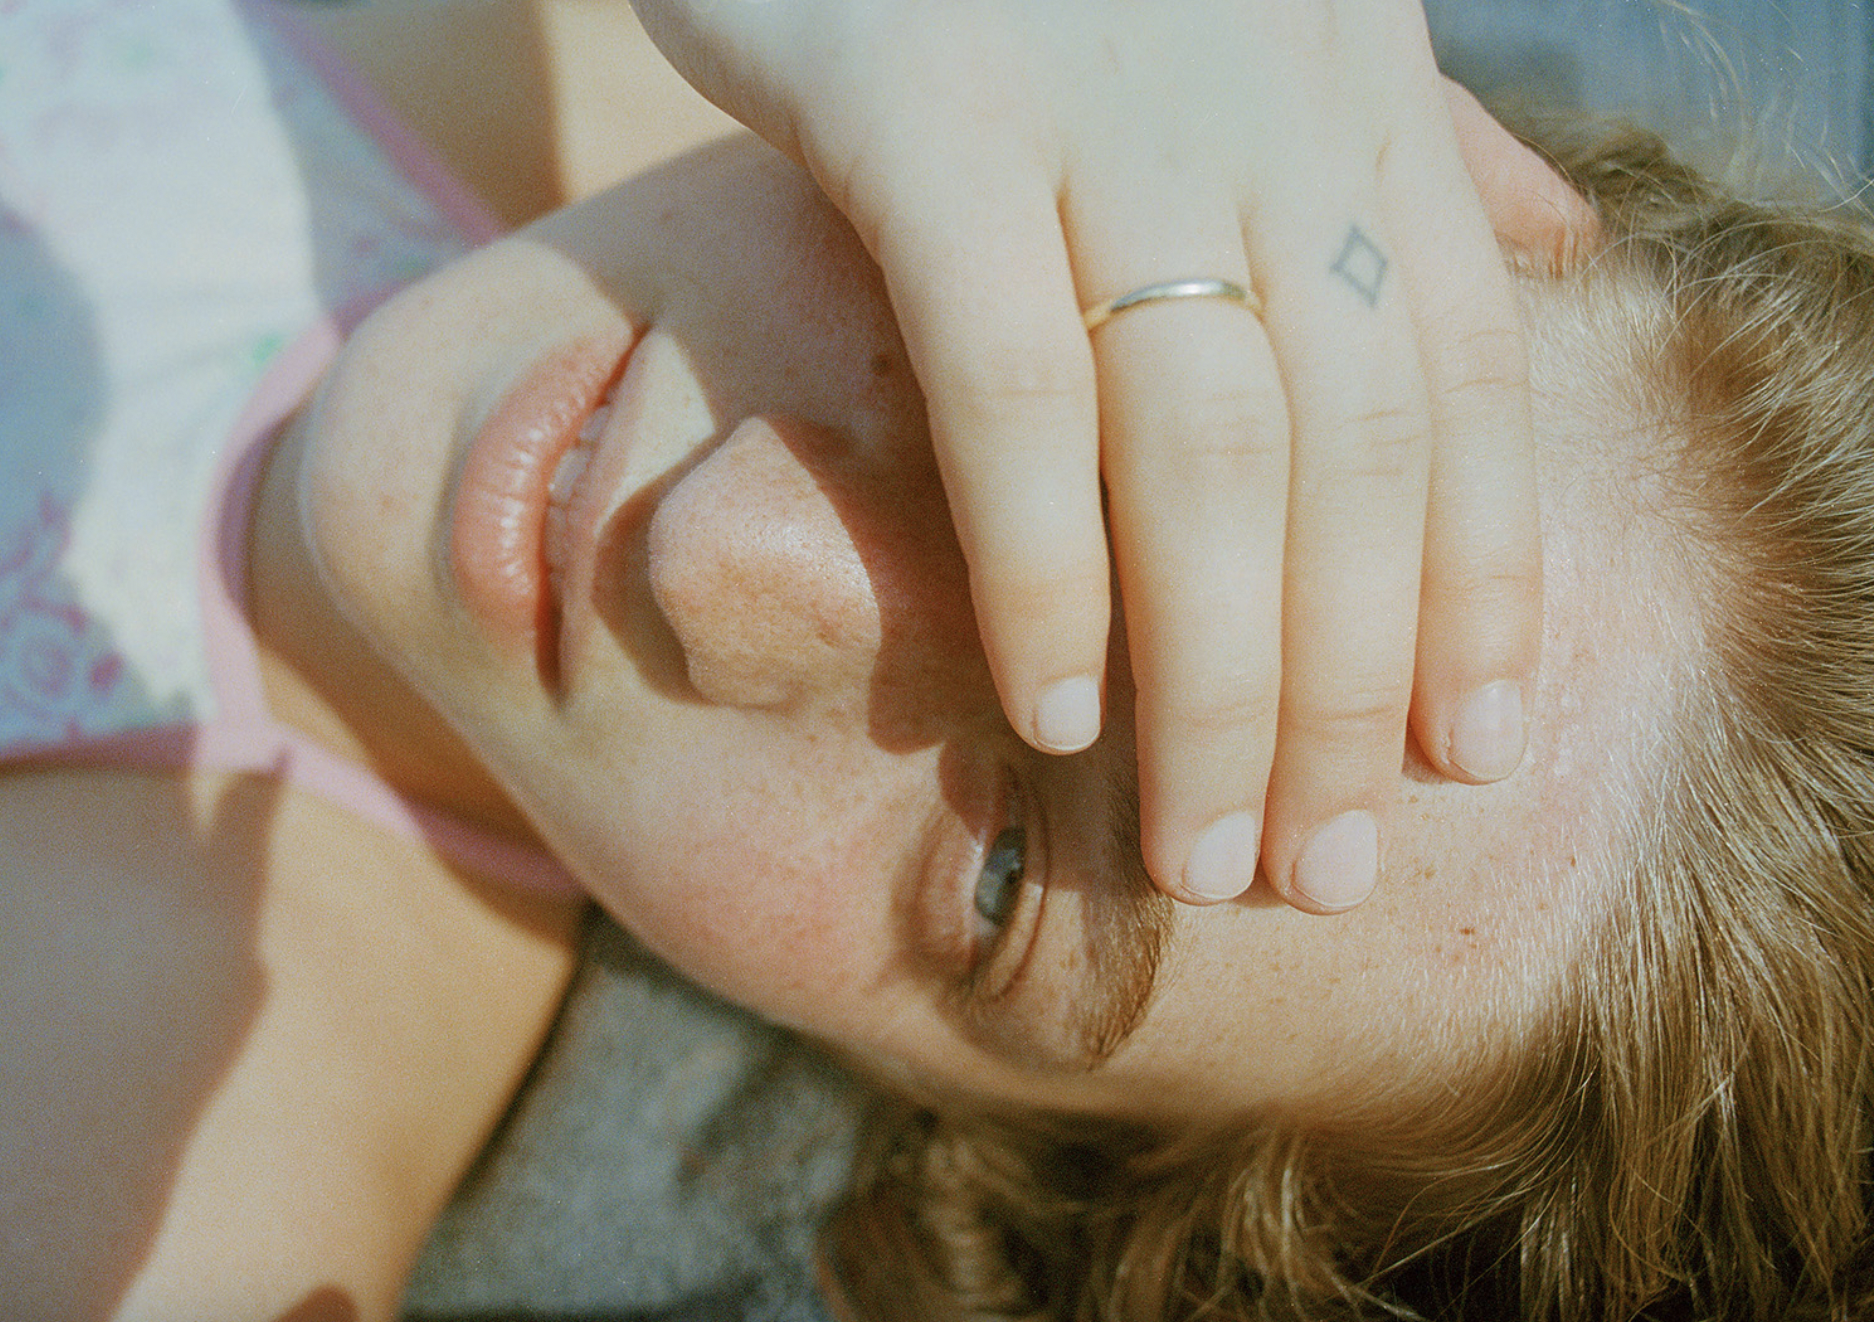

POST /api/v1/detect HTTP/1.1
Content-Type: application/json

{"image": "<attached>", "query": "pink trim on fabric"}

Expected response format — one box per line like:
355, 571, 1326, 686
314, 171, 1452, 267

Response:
255, 0, 505, 248
25, 307, 581, 896
20, 2, 578, 895
218, 13, 572, 894
215, 308, 580, 895
201, 311, 342, 740
23, 728, 580, 895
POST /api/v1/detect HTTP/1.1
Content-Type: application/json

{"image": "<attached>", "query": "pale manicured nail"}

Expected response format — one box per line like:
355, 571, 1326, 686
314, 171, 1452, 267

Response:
1033, 675, 1101, 752
1448, 680, 1526, 782
1183, 812, 1260, 903
1291, 810, 1379, 912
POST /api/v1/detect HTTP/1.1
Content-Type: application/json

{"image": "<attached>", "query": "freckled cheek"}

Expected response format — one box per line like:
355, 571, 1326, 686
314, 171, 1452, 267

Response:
581, 792, 912, 1035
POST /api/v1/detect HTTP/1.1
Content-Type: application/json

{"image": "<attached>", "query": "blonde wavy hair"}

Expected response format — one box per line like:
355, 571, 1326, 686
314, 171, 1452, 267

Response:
820, 128, 1874, 1321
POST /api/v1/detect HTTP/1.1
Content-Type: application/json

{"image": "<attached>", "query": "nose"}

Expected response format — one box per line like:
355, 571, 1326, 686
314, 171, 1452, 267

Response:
645, 414, 975, 713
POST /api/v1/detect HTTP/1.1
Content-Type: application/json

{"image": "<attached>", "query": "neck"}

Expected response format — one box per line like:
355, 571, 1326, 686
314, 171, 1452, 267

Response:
246, 402, 541, 843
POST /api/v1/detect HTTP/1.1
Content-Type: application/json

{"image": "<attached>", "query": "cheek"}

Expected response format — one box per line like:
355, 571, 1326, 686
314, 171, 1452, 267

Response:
563, 733, 935, 1037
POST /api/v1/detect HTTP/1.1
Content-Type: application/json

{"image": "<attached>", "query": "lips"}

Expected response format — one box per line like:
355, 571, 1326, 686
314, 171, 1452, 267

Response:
449, 331, 636, 682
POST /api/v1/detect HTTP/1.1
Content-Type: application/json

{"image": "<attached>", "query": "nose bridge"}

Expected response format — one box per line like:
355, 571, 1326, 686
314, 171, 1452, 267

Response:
645, 414, 973, 715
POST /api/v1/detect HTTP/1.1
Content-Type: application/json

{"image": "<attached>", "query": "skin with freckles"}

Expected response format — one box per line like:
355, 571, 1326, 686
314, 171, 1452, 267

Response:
315, 0, 1601, 918
285, 135, 1678, 1121
0, 8, 1630, 1317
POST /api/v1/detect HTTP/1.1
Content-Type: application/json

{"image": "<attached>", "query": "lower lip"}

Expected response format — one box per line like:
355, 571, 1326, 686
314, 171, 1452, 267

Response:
449, 332, 635, 674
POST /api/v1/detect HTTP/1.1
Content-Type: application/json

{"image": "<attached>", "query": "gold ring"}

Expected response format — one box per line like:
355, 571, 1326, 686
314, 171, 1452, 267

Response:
1081, 277, 1261, 331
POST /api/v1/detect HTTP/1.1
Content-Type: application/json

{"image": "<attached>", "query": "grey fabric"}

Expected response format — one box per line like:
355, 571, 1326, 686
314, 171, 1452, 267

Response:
403, 918, 859, 1322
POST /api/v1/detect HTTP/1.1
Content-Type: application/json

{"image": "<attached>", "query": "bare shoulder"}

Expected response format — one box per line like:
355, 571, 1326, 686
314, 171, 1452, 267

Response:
0, 766, 581, 1322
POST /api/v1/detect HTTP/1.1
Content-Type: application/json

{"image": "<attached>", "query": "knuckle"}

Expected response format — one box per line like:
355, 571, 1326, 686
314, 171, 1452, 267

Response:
978, 557, 1109, 632
1423, 565, 1544, 663
1158, 408, 1288, 488
1441, 562, 1544, 610
1430, 322, 1531, 409
1424, 532, 1542, 604
943, 351, 1094, 431
1163, 676, 1283, 748
1106, 374, 1288, 483
1340, 404, 1430, 483
1286, 677, 1414, 750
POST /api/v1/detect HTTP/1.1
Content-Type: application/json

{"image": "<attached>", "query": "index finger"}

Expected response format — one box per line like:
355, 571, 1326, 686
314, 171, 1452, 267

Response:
857, 148, 1118, 755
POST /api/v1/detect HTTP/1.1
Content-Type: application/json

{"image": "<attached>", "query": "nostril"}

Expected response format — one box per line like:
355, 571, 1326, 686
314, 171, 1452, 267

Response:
646, 415, 882, 709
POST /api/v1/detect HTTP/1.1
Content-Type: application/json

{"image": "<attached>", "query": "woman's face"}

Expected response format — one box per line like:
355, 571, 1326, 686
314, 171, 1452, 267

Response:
302, 137, 1654, 1122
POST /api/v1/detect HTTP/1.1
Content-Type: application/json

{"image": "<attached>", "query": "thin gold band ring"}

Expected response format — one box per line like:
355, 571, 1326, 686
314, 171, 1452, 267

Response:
1081, 277, 1261, 331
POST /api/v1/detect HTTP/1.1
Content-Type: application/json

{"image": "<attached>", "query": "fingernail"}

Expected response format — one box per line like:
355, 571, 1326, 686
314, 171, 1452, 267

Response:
1033, 675, 1101, 753
1292, 810, 1379, 912
1184, 812, 1260, 903
1448, 680, 1526, 782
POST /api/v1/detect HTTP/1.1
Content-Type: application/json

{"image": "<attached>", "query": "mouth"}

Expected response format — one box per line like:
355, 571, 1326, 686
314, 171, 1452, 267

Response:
449, 331, 638, 687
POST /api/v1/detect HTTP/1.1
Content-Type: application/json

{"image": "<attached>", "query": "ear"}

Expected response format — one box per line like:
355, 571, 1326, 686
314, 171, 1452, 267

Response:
1442, 79, 1600, 274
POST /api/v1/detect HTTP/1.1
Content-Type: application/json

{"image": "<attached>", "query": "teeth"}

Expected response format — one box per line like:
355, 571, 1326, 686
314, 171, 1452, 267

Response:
578, 402, 612, 444
545, 385, 618, 610
549, 444, 592, 505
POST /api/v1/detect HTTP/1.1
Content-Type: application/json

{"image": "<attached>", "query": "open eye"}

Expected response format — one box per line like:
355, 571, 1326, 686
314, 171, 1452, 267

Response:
973, 826, 1026, 944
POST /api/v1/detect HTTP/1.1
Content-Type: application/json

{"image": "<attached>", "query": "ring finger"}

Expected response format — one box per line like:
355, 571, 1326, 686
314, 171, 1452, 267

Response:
1064, 169, 1287, 906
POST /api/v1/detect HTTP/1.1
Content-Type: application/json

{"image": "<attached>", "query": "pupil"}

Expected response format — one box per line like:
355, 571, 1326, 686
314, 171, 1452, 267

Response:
974, 827, 1026, 926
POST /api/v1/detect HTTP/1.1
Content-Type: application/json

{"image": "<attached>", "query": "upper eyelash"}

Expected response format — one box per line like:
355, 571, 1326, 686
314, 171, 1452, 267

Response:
961, 781, 1046, 1007
973, 826, 1026, 937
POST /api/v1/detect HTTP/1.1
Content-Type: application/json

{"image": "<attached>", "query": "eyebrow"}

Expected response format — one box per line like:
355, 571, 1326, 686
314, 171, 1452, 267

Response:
1068, 753, 1176, 1068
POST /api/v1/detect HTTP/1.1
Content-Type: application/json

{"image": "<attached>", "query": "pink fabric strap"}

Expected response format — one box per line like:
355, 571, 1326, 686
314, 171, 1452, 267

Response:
205, 2, 578, 896
24, 304, 581, 897
17, 1, 581, 897
201, 315, 583, 897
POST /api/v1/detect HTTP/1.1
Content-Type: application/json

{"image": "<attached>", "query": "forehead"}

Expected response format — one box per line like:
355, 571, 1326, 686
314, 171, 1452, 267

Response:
964, 337, 1687, 1121
1138, 346, 1693, 1121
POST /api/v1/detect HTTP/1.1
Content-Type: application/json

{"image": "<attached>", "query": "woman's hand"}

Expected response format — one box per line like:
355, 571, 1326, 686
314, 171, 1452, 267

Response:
629, 0, 1595, 912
